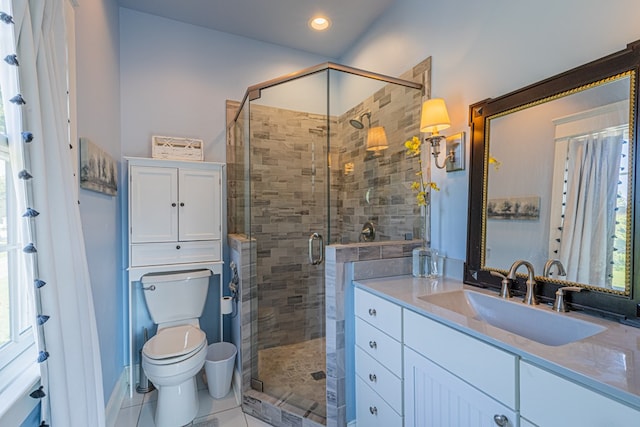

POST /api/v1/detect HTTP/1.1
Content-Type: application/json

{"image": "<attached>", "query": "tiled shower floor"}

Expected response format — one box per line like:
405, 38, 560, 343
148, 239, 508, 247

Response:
258, 337, 327, 422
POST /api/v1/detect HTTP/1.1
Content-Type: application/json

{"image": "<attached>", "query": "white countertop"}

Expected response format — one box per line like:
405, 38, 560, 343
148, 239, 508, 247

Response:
354, 275, 640, 409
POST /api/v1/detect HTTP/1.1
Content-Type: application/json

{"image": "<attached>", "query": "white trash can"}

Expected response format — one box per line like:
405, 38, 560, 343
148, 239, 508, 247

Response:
204, 342, 237, 398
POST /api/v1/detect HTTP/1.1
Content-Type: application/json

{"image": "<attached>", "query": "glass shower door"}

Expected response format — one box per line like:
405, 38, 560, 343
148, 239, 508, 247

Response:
248, 70, 329, 420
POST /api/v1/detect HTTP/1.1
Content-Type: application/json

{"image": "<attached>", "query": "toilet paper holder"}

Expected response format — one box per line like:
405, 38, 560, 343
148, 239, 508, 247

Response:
221, 261, 240, 316
228, 261, 239, 297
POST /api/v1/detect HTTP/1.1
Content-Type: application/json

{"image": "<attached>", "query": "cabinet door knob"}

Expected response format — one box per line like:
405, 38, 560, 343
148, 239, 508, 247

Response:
180, 202, 185, 207
369, 406, 377, 415
368, 308, 376, 316
171, 202, 177, 207
368, 340, 377, 349
368, 373, 377, 382
493, 414, 508, 426
176, 245, 181, 250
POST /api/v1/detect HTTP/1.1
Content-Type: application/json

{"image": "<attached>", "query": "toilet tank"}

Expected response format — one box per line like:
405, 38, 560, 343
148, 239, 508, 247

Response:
141, 269, 211, 325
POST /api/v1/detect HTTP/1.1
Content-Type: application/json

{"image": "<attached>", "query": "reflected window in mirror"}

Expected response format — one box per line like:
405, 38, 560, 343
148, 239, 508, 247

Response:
484, 74, 632, 295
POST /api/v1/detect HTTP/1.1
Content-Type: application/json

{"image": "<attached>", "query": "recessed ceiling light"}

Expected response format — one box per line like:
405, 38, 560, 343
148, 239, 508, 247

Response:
309, 16, 331, 31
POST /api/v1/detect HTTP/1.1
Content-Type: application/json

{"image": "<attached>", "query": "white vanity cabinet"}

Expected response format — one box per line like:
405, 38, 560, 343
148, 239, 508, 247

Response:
128, 158, 223, 267
520, 361, 640, 426
354, 288, 404, 427
403, 309, 517, 427
404, 346, 517, 427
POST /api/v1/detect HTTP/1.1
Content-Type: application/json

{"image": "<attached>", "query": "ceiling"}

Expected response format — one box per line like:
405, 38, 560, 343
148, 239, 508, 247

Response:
117, 0, 396, 58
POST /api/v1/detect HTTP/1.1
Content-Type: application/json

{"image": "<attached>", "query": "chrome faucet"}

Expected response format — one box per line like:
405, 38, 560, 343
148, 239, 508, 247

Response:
490, 270, 511, 299
552, 286, 583, 312
507, 260, 538, 305
543, 259, 566, 278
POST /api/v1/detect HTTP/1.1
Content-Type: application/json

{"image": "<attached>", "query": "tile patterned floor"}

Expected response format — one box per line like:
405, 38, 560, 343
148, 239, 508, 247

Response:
115, 370, 271, 427
258, 338, 326, 420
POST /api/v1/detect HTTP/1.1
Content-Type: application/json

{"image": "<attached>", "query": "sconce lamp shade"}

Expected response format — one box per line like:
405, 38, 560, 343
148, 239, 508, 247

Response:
366, 126, 388, 151
420, 98, 451, 134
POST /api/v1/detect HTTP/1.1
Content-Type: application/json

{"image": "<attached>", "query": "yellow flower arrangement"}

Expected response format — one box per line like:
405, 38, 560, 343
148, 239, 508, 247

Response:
488, 155, 502, 170
404, 136, 440, 206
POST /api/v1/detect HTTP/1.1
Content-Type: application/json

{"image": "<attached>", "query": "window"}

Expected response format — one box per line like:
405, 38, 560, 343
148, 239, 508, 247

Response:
0, 57, 36, 399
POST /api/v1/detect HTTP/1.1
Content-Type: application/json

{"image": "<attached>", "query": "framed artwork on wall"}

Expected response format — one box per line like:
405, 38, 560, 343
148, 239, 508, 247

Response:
79, 137, 118, 196
487, 195, 540, 220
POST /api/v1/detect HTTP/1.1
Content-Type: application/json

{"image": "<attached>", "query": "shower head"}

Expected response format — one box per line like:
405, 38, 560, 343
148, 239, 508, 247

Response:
349, 119, 364, 129
349, 112, 371, 129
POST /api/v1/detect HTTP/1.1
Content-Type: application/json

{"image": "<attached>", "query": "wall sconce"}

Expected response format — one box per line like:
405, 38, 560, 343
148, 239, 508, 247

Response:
350, 112, 389, 153
366, 126, 388, 152
420, 98, 464, 172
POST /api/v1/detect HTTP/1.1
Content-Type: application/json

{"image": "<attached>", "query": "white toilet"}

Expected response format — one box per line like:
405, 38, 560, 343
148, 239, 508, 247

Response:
141, 269, 211, 427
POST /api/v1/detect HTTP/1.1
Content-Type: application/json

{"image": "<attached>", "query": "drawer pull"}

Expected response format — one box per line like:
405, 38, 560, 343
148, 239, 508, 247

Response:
368, 340, 377, 349
368, 308, 376, 316
176, 245, 181, 250
493, 414, 508, 426
369, 406, 378, 415
368, 373, 377, 382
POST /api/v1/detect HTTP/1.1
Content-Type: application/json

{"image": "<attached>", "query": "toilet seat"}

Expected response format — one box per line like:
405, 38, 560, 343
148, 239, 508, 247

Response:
143, 324, 206, 365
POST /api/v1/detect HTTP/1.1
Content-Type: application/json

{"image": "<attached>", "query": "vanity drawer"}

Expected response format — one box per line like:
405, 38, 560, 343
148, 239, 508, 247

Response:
131, 240, 221, 267
355, 346, 403, 413
355, 287, 402, 338
403, 308, 517, 409
356, 376, 403, 427
520, 361, 640, 426
355, 318, 402, 376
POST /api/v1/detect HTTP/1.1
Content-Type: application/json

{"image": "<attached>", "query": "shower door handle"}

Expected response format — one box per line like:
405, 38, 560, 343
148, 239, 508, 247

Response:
308, 232, 324, 265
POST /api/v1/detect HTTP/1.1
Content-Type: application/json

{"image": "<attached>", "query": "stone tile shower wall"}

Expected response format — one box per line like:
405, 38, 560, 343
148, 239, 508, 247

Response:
227, 60, 429, 351
249, 104, 330, 350
334, 79, 424, 243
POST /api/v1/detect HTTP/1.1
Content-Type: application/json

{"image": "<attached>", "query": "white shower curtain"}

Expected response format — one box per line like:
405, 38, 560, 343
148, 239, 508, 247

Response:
559, 132, 623, 286
6, 0, 105, 425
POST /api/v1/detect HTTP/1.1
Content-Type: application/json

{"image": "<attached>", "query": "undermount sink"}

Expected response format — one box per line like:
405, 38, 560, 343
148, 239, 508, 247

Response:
418, 290, 606, 346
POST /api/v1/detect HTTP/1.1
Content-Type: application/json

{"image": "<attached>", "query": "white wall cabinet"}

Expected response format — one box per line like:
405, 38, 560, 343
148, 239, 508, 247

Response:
128, 158, 222, 267
125, 157, 225, 395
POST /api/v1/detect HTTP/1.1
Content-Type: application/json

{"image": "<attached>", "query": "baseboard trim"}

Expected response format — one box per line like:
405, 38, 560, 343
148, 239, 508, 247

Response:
105, 366, 129, 427
232, 369, 242, 406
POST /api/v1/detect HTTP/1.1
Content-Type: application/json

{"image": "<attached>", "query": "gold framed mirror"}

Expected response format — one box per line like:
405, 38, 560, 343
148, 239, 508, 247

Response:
466, 41, 640, 320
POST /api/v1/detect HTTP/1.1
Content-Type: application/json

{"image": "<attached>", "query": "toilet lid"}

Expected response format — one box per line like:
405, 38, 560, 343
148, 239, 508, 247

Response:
143, 325, 206, 360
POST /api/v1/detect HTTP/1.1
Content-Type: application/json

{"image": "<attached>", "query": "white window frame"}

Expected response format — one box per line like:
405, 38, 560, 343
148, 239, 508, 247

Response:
0, 127, 38, 425
0, 135, 35, 371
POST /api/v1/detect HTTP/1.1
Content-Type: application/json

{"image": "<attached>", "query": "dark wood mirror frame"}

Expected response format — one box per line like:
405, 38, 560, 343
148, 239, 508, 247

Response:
466, 40, 640, 323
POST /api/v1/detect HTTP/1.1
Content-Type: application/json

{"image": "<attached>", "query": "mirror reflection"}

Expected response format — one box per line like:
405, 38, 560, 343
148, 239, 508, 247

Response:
484, 74, 632, 294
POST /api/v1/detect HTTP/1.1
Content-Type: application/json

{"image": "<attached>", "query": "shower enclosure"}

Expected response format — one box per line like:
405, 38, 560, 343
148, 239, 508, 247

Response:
227, 62, 425, 425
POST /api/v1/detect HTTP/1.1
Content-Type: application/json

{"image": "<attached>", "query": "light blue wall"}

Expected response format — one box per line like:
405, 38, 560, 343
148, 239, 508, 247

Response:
119, 8, 332, 163
339, 0, 640, 265
75, 0, 122, 403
